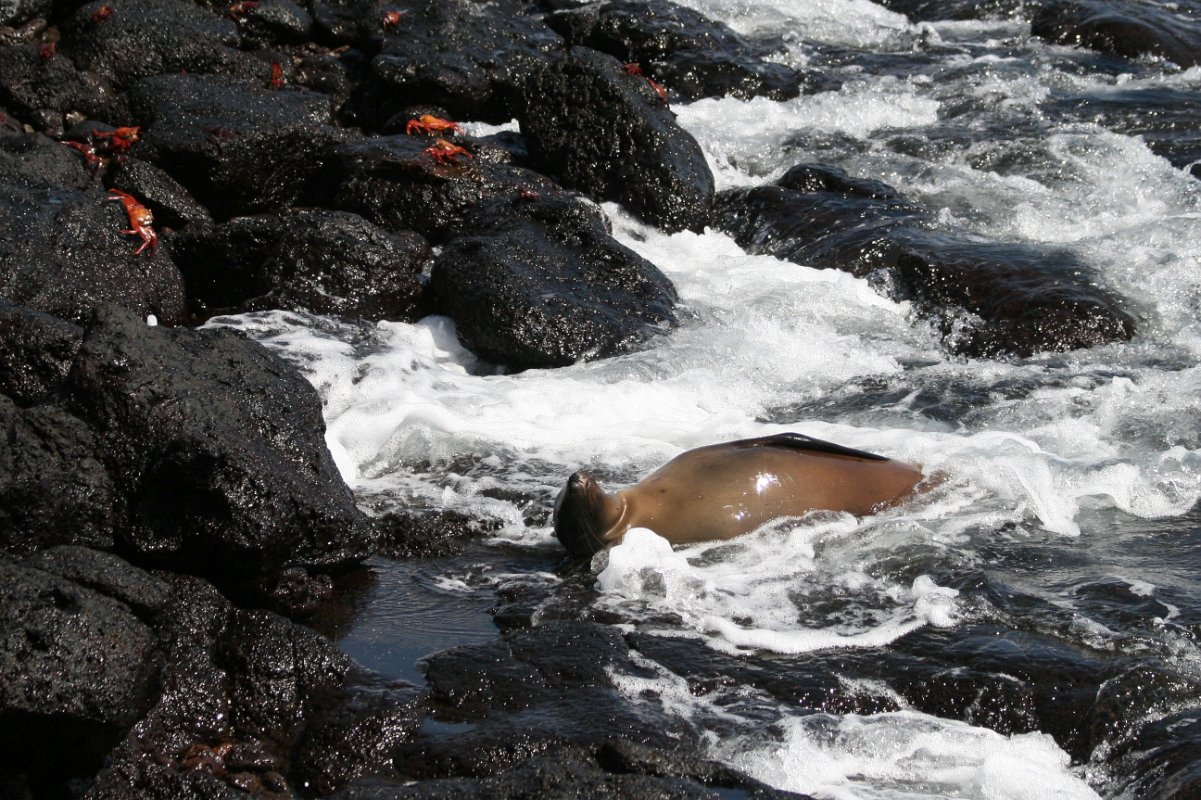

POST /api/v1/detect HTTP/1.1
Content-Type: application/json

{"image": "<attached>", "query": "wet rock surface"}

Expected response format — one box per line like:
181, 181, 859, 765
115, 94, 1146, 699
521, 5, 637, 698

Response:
0, 0, 1169, 797
1032, 0, 1201, 67
428, 194, 679, 369
713, 163, 1136, 357
521, 46, 715, 232
547, 0, 806, 101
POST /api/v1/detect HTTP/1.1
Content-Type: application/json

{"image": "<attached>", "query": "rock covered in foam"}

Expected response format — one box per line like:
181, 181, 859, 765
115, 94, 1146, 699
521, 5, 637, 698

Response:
520, 46, 715, 232
428, 194, 678, 369
546, 0, 807, 101
713, 162, 1136, 357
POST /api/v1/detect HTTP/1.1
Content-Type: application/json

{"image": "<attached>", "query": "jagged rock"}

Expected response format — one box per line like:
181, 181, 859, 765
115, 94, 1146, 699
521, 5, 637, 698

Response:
713, 163, 1136, 357
61, 303, 376, 577
520, 47, 714, 232
0, 40, 120, 129
358, 0, 563, 127
1032, 0, 1201, 67
106, 157, 214, 230
329, 132, 563, 242
127, 72, 348, 218
428, 194, 677, 369
0, 396, 117, 555
228, 0, 314, 47
547, 0, 805, 101
63, 0, 267, 90
874, 0, 1025, 21
0, 130, 187, 326
23, 546, 173, 618
171, 209, 429, 320
0, 299, 82, 406
0, 556, 161, 782
0, 0, 50, 28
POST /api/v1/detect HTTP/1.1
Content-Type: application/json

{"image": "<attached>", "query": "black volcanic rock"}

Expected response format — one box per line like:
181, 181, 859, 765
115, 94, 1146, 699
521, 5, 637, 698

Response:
359, 0, 563, 127
0, 130, 187, 326
874, 0, 1025, 21
127, 72, 348, 218
106, 157, 214, 230
520, 47, 714, 232
0, 0, 49, 27
171, 209, 430, 320
547, 0, 805, 101
1032, 0, 1201, 66
0, 40, 120, 132
0, 556, 161, 781
329, 132, 563, 242
0, 299, 83, 406
713, 163, 1136, 358
64, 0, 266, 90
61, 304, 375, 577
428, 194, 678, 369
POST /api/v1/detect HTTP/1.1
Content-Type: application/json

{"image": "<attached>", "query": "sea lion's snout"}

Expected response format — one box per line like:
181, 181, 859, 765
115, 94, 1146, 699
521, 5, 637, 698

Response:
553, 470, 610, 558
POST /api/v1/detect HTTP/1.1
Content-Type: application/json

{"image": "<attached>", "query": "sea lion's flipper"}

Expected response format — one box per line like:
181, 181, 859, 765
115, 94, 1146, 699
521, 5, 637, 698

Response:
734, 432, 888, 461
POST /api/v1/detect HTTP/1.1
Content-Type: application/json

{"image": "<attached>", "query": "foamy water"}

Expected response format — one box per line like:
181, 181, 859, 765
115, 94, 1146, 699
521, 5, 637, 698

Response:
210, 0, 1201, 796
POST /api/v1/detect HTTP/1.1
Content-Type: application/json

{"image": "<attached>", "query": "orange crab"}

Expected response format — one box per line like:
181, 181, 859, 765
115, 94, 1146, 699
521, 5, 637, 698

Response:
93, 126, 141, 154
405, 114, 462, 136
268, 62, 284, 90
91, 4, 113, 23
64, 141, 106, 173
107, 189, 157, 256
623, 62, 668, 105
423, 138, 473, 165
382, 9, 407, 29
228, 1, 258, 17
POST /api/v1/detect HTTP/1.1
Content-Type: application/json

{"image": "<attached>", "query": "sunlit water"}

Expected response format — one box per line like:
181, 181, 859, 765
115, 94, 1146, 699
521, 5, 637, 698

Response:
211, 1, 1201, 796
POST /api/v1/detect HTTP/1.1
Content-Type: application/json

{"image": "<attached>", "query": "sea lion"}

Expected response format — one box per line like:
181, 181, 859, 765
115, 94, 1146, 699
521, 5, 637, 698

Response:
553, 433, 926, 558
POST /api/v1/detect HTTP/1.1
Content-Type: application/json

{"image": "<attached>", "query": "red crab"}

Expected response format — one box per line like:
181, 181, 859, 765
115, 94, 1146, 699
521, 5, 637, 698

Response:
623, 62, 668, 105
38, 42, 57, 59
92, 126, 141, 154
405, 114, 462, 136
423, 138, 473, 165
382, 9, 407, 29
268, 62, 284, 89
228, 1, 259, 17
91, 4, 114, 23
63, 141, 106, 173
107, 189, 158, 256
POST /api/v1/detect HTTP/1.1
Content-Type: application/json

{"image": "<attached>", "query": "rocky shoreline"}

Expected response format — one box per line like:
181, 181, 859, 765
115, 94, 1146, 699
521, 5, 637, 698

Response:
0, 0, 1187, 796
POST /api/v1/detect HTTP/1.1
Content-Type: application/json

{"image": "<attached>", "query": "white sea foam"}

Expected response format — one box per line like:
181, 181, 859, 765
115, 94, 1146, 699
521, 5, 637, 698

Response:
723, 711, 1101, 800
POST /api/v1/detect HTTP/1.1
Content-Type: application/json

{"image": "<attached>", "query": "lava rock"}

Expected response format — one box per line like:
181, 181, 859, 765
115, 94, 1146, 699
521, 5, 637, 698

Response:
428, 194, 678, 369
359, 0, 563, 127
86, 572, 423, 799
1032, 0, 1201, 67
172, 209, 430, 320
547, 0, 805, 101
0, 0, 50, 28
106, 157, 214, 230
22, 545, 172, 619
0, 40, 120, 129
0, 557, 161, 780
1105, 708, 1201, 799
229, 0, 314, 46
0, 299, 82, 406
64, 0, 266, 90
61, 303, 376, 578
520, 47, 714, 232
127, 72, 348, 218
293, 672, 426, 795
0, 397, 117, 555
329, 133, 562, 242
874, 0, 1025, 21
0, 130, 188, 326
338, 752, 808, 799
713, 162, 1137, 357
891, 232, 1137, 358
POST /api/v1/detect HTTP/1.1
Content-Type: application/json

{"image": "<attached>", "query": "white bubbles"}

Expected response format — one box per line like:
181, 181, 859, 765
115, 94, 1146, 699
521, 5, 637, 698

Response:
723, 711, 1101, 800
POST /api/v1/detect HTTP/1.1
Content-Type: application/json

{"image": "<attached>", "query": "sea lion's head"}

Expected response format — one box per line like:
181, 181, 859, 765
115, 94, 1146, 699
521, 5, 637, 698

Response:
553, 471, 623, 558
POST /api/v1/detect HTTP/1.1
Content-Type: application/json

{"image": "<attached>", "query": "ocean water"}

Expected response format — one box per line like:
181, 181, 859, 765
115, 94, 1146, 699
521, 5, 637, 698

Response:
211, 1, 1201, 796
